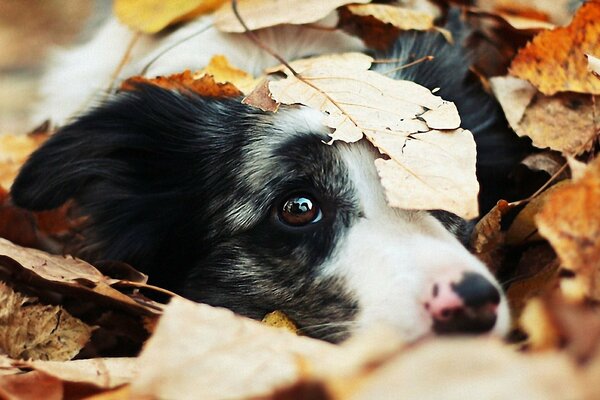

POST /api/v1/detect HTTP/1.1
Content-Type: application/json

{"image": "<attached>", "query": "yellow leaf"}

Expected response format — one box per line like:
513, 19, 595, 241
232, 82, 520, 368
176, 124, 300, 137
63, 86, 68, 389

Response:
195, 55, 260, 94
267, 53, 479, 219
114, 0, 227, 34
262, 310, 298, 334
213, 0, 369, 33
536, 157, 600, 301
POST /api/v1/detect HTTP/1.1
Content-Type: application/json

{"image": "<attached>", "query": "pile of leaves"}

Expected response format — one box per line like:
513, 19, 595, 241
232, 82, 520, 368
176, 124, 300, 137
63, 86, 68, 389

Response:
1, 0, 600, 398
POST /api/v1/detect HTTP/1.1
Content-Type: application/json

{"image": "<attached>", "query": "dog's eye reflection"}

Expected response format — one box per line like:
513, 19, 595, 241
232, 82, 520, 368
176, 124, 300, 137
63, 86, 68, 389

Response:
278, 194, 323, 226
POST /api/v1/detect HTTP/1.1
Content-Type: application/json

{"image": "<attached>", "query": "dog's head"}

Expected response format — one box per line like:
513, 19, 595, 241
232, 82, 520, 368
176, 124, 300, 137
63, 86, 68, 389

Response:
11, 84, 509, 342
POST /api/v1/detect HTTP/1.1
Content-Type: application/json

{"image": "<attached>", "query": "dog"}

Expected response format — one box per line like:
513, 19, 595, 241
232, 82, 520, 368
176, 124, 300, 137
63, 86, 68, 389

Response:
11, 11, 522, 342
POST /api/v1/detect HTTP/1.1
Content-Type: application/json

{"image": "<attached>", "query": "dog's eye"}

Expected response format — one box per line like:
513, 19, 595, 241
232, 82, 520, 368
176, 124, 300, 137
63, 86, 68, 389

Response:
279, 194, 322, 226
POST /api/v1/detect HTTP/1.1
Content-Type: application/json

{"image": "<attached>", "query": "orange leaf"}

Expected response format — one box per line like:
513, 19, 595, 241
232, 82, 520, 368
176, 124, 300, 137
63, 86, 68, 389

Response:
509, 1, 600, 95
121, 70, 242, 98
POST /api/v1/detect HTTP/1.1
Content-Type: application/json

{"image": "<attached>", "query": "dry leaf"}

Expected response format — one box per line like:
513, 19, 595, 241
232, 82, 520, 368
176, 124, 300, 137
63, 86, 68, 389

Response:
470, 200, 513, 273
509, 1, 600, 96
588, 53, 600, 79
213, 0, 369, 33
339, 338, 583, 400
267, 53, 479, 219
0, 133, 48, 190
505, 245, 559, 320
506, 180, 569, 245
0, 371, 64, 400
262, 310, 298, 334
131, 297, 339, 399
346, 4, 433, 31
195, 55, 260, 94
0, 283, 92, 361
121, 70, 242, 98
14, 358, 136, 389
520, 297, 561, 351
114, 0, 227, 33
490, 76, 600, 155
536, 157, 600, 301
520, 152, 566, 177
242, 79, 279, 112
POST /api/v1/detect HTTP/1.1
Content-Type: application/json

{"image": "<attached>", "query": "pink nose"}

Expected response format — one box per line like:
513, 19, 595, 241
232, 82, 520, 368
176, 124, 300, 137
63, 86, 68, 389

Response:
424, 272, 500, 334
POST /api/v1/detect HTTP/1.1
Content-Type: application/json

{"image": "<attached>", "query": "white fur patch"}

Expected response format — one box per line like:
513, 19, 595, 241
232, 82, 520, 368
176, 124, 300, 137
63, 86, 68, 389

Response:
322, 142, 510, 340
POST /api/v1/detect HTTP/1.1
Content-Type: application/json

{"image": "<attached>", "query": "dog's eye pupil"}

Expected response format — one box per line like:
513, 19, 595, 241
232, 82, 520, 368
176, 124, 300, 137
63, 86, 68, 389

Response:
279, 195, 321, 226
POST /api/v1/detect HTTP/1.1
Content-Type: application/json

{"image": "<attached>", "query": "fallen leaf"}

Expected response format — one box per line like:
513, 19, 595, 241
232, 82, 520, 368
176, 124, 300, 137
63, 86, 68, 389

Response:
213, 0, 369, 32
14, 358, 136, 389
242, 79, 279, 112
195, 55, 260, 94
0, 371, 64, 400
587, 53, 600, 78
345, 3, 433, 31
330, 338, 583, 400
262, 310, 298, 334
506, 180, 569, 245
130, 297, 339, 399
536, 157, 600, 301
268, 53, 479, 219
0, 282, 92, 361
121, 70, 242, 98
520, 297, 561, 351
490, 76, 599, 155
505, 244, 559, 320
0, 132, 48, 190
494, 13, 554, 31
470, 200, 513, 273
476, 0, 575, 25
114, 0, 227, 33
509, 1, 600, 96
520, 151, 566, 177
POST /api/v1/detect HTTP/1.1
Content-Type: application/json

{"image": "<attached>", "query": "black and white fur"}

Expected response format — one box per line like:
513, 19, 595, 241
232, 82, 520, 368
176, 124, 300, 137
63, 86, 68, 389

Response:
12, 13, 521, 342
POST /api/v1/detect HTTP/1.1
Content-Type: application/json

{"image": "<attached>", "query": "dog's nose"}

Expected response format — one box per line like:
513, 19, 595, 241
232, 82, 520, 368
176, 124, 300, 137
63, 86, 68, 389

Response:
425, 272, 500, 334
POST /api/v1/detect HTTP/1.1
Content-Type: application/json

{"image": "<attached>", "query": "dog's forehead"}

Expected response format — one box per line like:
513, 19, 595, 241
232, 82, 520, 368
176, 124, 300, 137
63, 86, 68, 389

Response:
217, 106, 356, 232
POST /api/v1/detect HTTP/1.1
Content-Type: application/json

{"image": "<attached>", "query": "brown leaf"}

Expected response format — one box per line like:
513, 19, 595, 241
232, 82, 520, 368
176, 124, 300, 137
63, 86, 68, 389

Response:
121, 70, 242, 98
268, 53, 479, 219
0, 282, 92, 361
536, 157, 600, 301
330, 338, 583, 400
506, 180, 569, 245
0, 371, 64, 400
490, 76, 599, 155
213, 0, 369, 33
470, 199, 513, 273
14, 358, 136, 389
509, 1, 600, 96
242, 79, 279, 112
130, 297, 339, 399
506, 245, 559, 320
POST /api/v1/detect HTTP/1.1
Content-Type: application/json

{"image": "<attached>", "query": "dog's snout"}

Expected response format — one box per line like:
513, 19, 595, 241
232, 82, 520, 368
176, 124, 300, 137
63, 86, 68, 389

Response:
425, 272, 500, 335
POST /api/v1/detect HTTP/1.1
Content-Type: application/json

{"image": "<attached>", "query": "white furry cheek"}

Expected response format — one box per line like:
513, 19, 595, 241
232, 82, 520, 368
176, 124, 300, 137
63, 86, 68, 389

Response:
320, 218, 508, 341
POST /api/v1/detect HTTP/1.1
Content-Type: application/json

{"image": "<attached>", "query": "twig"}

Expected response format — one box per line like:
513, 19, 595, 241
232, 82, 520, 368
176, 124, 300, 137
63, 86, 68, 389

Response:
381, 55, 434, 75
106, 31, 141, 94
140, 23, 213, 76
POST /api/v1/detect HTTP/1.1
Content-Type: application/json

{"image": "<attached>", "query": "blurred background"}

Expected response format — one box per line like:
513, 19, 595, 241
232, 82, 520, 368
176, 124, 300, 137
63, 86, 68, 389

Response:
0, 0, 110, 134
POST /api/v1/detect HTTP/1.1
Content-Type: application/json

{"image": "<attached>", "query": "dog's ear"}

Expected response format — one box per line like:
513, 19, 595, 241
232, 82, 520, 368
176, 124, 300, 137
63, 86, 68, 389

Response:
12, 84, 246, 210
11, 84, 253, 275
